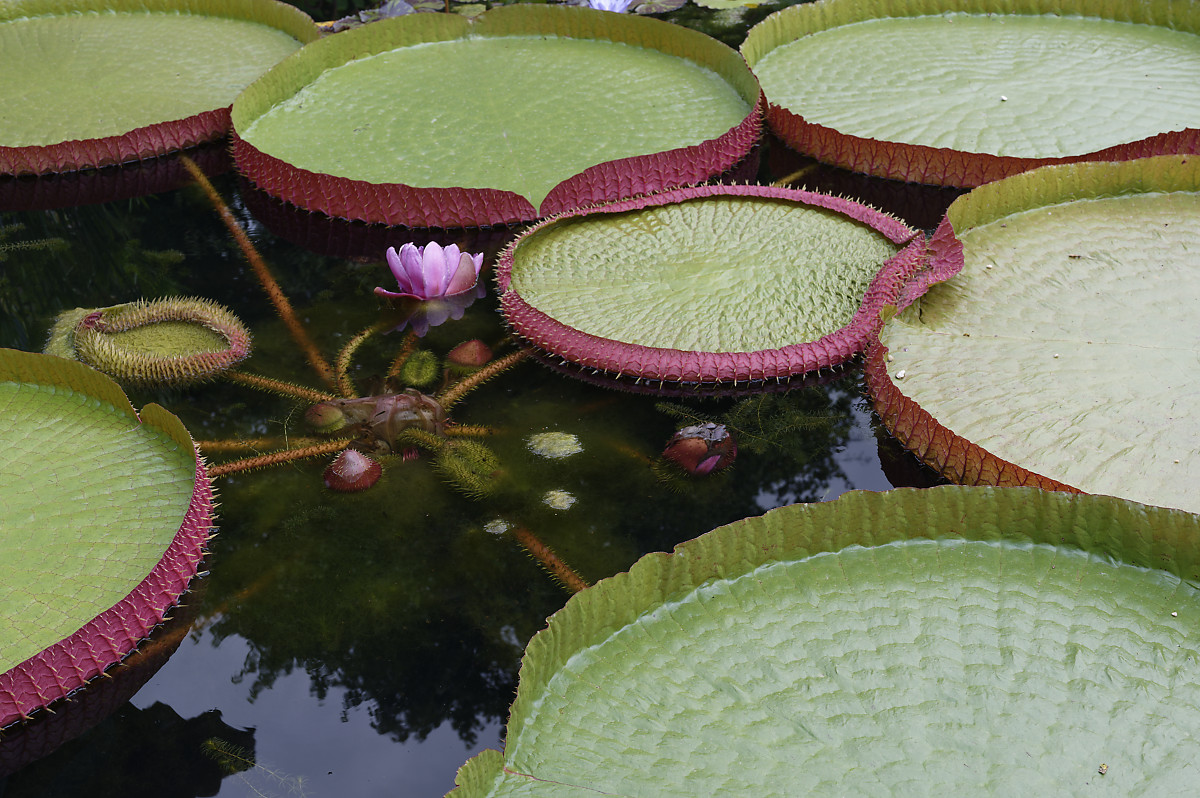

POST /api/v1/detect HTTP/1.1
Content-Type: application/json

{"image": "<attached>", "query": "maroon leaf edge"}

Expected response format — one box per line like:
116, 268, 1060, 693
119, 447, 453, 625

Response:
0, 442, 214, 730
230, 6, 764, 228
498, 182, 927, 384
0, 0, 320, 176
0, 110, 231, 177
863, 216, 1082, 492
766, 107, 1200, 189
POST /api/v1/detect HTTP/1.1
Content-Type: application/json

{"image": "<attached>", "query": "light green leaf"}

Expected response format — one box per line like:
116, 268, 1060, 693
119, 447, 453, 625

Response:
451, 487, 1200, 796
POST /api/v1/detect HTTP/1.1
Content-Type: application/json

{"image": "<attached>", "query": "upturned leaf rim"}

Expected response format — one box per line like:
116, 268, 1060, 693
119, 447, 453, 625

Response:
449, 486, 1200, 795
0, 0, 319, 175
0, 348, 214, 729
230, 4, 763, 228
742, 0, 1200, 187
864, 154, 1200, 500
497, 182, 925, 385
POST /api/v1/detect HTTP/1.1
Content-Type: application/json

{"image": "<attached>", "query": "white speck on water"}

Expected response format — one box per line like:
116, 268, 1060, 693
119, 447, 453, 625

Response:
526, 431, 583, 459
543, 489, 576, 510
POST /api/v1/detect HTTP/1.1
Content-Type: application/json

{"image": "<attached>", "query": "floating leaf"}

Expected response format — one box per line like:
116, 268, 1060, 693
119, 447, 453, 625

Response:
499, 183, 925, 384
0, 349, 213, 729
43, 297, 252, 388
865, 154, 1200, 512
742, 0, 1200, 186
232, 4, 761, 227
0, 0, 318, 175
451, 486, 1200, 796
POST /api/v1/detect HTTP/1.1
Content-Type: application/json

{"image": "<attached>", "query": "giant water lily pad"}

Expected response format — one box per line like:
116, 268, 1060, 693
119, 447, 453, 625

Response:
0, 0, 318, 175
865, 155, 1200, 512
742, 0, 1200, 187
0, 348, 213, 728
451, 486, 1200, 796
231, 5, 761, 227
498, 183, 926, 384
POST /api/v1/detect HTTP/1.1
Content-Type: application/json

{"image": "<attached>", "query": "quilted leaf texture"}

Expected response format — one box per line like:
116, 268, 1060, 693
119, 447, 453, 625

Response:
450, 487, 1200, 796
0, 350, 213, 729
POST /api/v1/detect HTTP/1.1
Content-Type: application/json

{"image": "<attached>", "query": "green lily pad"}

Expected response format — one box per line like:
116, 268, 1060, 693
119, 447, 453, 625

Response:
43, 297, 253, 388
0, 348, 213, 728
232, 4, 762, 227
499, 183, 925, 384
742, 0, 1200, 186
865, 154, 1200, 512
0, 0, 319, 175
451, 486, 1200, 796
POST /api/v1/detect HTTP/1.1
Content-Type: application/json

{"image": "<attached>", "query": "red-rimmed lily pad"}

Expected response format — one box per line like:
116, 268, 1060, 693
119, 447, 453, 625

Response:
231, 4, 762, 228
451, 486, 1200, 796
865, 154, 1200, 512
0, 348, 213, 729
0, 0, 319, 176
498, 183, 927, 384
742, 0, 1200, 187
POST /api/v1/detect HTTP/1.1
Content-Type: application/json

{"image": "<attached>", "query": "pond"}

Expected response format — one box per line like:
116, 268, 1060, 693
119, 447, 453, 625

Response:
0, 2, 958, 795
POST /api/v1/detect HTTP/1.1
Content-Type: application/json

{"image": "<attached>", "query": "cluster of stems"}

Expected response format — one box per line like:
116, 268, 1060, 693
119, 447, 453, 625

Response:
182, 158, 588, 593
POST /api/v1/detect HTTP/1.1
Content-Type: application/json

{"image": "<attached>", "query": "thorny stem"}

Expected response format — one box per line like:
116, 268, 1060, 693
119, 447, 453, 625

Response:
208, 439, 352, 477
395, 427, 446, 452
336, 321, 389, 399
511, 526, 589, 594
386, 330, 420, 381
444, 424, 496, 437
437, 348, 529, 410
222, 370, 337, 404
771, 165, 816, 187
180, 155, 336, 388
196, 436, 339, 454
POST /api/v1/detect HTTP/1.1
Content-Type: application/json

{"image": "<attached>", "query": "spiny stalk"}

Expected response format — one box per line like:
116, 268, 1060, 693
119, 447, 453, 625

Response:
386, 330, 419, 380
196, 436, 336, 454
223, 370, 337, 404
437, 348, 528, 410
208, 439, 351, 477
771, 165, 816, 187
179, 155, 335, 388
335, 320, 389, 398
511, 526, 589, 594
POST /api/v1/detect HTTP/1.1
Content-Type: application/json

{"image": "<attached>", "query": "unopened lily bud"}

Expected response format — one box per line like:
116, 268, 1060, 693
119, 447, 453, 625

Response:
305, 401, 347, 432
447, 339, 493, 370
662, 423, 737, 475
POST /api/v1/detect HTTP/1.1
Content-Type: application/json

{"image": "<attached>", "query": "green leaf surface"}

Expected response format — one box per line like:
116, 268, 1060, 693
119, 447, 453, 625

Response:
451, 487, 1200, 796
509, 194, 898, 351
0, 350, 195, 672
0, 0, 312, 147
236, 11, 752, 208
880, 155, 1200, 512
749, 1, 1200, 159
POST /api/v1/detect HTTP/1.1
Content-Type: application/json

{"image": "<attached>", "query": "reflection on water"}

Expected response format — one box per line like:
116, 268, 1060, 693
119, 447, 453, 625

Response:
0, 3, 955, 793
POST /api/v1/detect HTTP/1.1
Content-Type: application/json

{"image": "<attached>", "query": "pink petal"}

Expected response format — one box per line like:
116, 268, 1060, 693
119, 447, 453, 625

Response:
445, 252, 482, 296
398, 243, 426, 296
417, 241, 447, 299
386, 246, 408, 286
440, 244, 463, 295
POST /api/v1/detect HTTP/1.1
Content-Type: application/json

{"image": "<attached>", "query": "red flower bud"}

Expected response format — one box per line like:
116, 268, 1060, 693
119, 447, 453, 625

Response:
323, 450, 382, 492
662, 423, 736, 475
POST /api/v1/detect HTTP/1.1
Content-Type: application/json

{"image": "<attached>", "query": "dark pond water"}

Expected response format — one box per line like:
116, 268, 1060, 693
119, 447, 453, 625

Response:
0, 2, 960, 795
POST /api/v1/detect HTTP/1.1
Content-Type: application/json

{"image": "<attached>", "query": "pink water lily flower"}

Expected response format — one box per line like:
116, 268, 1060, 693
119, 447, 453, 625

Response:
588, 0, 634, 10
375, 242, 483, 301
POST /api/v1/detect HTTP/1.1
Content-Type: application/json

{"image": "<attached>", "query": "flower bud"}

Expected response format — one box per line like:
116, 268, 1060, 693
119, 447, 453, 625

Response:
305, 402, 347, 433
662, 423, 736, 475
323, 450, 382, 492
